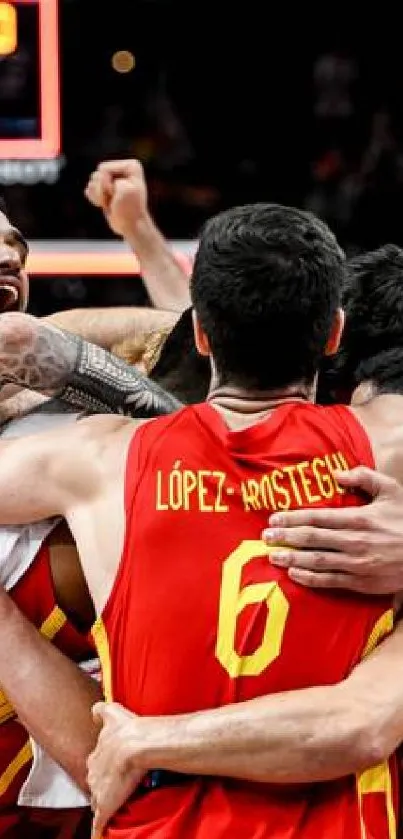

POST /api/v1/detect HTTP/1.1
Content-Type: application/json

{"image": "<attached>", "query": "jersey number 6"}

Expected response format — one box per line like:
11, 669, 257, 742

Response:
215, 540, 289, 678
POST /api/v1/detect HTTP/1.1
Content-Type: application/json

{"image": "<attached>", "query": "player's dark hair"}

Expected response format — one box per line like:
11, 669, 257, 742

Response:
321, 245, 403, 401
151, 307, 210, 403
0, 197, 8, 216
190, 204, 345, 390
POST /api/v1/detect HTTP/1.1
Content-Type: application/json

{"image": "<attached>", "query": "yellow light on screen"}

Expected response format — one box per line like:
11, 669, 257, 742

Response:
0, 2, 17, 57
111, 50, 135, 74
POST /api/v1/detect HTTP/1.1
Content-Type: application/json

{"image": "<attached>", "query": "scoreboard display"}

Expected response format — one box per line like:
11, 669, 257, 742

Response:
0, 0, 60, 158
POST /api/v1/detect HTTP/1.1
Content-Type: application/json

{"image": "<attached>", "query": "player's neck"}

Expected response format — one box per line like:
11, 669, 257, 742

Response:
207, 381, 315, 430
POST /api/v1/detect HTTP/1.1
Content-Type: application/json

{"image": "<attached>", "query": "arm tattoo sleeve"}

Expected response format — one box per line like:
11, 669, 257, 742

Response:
59, 336, 182, 417
0, 317, 182, 418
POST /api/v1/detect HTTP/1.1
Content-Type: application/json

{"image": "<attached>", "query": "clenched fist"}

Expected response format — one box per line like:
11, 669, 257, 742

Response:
85, 159, 149, 240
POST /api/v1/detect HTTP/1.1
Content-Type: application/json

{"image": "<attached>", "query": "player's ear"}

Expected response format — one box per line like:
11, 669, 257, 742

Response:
325, 308, 345, 357
192, 311, 210, 357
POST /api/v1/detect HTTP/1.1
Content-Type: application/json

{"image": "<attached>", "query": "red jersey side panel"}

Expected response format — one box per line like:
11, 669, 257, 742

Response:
0, 541, 94, 835
97, 402, 396, 839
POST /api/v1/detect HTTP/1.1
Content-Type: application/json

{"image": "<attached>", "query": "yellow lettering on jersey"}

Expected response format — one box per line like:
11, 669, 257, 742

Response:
156, 465, 229, 513
239, 451, 349, 512
155, 451, 352, 514
312, 457, 335, 499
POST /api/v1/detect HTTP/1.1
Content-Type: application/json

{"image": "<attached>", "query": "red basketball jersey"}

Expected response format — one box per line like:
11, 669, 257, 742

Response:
95, 402, 397, 839
0, 541, 94, 837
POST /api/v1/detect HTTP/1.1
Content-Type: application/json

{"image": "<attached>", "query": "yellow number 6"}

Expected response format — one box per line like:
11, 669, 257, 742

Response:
216, 540, 289, 678
0, 2, 17, 57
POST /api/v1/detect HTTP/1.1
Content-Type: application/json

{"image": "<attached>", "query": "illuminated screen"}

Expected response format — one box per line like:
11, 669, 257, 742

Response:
0, 0, 60, 158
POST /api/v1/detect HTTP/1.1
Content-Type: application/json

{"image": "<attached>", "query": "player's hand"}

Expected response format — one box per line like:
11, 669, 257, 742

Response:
262, 468, 403, 594
84, 159, 149, 240
88, 701, 145, 838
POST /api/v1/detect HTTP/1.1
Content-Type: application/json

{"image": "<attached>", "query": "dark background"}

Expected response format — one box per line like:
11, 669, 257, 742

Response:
2, 2, 403, 310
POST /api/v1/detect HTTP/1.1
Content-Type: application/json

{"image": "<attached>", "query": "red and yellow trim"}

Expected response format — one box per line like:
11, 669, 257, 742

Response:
92, 618, 113, 702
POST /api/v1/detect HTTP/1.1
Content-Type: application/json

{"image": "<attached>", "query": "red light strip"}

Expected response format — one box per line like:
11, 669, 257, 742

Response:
0, 0, 60, 159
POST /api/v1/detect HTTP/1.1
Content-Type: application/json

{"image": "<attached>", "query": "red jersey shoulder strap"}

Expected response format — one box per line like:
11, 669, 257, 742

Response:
325, 404, 375, 469
124, 408, 197, 513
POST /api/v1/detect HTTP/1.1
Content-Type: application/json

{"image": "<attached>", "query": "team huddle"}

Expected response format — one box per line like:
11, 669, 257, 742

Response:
0, 166, 403, 838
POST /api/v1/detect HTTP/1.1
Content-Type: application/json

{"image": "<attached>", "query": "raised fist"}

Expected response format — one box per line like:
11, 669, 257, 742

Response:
85, 159, 149, 239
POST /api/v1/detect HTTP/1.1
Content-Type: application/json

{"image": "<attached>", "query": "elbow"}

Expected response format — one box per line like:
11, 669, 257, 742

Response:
355, 733, 390, 771
346, 709, 397, 772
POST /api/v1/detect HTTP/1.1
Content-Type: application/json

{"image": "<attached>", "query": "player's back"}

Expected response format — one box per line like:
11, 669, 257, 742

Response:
97, 401, 397, 839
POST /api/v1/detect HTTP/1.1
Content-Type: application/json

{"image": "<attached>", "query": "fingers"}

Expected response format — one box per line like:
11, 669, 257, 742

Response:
97, 159, 143, 179
85, 171, 113, 210
334, 467, 399, 500
269, 548, 363, 573
264, 524, 369, 554
267, 505, 368, 531
286, 567, 371, 592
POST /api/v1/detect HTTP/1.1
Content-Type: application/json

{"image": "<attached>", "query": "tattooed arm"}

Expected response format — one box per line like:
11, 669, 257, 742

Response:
0, 312, 181, 418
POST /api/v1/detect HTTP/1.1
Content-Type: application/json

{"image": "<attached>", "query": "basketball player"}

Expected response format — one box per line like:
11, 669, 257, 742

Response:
0, 204, 400, 838
1, 240, 403, 836
84, 243, 403, 833
0, 201, 184, 837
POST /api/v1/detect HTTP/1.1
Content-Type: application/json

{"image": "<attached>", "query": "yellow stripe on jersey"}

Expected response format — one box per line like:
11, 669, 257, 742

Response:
92, 618, 113, 702
358, 762, 396, 839
0, 741, 32, 798
39, 605, 67, 641
361, 609, 394, 659
357, 609, 396, 839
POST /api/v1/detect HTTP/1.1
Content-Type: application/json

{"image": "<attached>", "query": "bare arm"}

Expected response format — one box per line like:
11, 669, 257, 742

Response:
87, 619, 403, 833
101, 621, 403, 785
123, 217, 191, 313
85, 160, 191, 313
0, 586, 101, 791
45, 306, 178, 350
0, 312, 181, 418
0, 414, 124, 525
0, 413, 135, 611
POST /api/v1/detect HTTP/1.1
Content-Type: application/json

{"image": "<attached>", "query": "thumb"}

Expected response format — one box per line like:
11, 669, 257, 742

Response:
334, 467, 398, 499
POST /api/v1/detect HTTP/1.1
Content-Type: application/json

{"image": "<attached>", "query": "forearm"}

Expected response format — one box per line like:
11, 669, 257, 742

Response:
135, 624, 403, 784
125, 215, 191, 313
138, 688, 370, 784
45, 307, 178, 350
0, 591, 100, 790
0, 313, 181, 418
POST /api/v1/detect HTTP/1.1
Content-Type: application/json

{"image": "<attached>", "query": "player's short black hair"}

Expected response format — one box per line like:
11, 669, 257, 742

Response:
0, 197, 7, 216
190, 204, 345, 390
321, 244, 403, 400
151, 307, 210, 403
